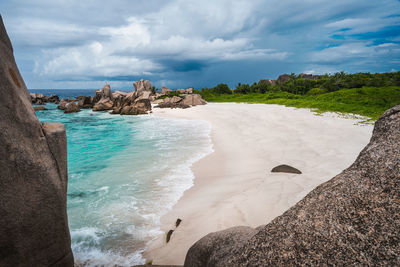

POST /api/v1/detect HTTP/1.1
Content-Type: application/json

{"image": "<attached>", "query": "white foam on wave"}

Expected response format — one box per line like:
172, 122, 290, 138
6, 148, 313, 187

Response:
72, 245, 145, 267
68, 114, 213, 266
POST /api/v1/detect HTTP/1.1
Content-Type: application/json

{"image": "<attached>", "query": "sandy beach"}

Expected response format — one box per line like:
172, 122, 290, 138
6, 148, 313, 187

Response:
145, 103, 374, 265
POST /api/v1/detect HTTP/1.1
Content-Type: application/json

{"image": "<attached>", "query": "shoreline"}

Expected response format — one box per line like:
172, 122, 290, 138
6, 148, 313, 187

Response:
145, 103, 374, 265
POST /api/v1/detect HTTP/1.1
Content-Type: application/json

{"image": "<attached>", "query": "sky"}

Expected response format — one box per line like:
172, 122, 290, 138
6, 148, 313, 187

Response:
1, 0, 399, 89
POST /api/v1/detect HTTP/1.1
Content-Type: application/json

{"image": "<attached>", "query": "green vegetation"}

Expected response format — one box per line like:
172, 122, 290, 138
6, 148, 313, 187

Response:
199, 72, 400, 120
157, 91, 182, 99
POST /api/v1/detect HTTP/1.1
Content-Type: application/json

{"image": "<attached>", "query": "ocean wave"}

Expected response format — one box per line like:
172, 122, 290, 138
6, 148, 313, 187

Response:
57, 113, 213, 266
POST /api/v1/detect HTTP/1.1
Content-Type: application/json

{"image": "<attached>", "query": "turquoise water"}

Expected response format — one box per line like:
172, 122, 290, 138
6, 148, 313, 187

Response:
33, 91, 212, 266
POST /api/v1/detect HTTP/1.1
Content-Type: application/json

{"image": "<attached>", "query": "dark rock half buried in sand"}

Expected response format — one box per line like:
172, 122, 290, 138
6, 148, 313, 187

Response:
271, 164, 302, 174
184, 105, 400, 266
0, 15, 73, 266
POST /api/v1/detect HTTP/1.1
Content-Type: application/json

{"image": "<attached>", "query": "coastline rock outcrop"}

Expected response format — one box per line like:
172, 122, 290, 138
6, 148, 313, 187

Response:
258, 79, 276, 85
180, 94, 206, 106
57, 98, 75, 110
92, 81, 154, 115
93, 84, 114, 111
134, 79, 152, 94
156, 94, 206, 109
64, 102, 81, 113
0, 15, 73, 266
185, 105, 400, 266
161, 86, 172, 94
30, 93, 60, 104
76, 96, 93, 109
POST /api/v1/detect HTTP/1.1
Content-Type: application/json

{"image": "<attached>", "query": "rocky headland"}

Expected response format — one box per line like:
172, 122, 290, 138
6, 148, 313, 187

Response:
32, 82, 206, 115
0, 15, 73, 266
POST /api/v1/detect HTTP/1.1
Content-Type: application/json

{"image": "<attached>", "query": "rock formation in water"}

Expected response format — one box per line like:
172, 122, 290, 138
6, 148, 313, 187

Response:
185, 105, 400, 266
76, 96, 93, 109
33, 105, 48, 111
91, 80, 154, 115
0, 15, 73, 266
64, 102, 81, 113
31, 93, 60, 104
57, 98, 76, 110
93, 84, 114, 111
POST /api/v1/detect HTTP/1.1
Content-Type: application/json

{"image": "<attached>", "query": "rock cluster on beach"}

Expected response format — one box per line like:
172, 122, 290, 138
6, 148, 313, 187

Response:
0, 15, 73, 266
184, 105, 400, 266
155, 94, 206, 109
33, 80, 206, 115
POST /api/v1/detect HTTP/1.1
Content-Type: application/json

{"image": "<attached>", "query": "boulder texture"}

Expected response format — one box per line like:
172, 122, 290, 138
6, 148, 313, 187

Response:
57, 98, 75, 110
76, 96, 93, 108
134, 79, 152, 94
180, 94, 206, 106
185, 227, 257, 267
258, 79, 276, 85
161, 86, 172, 94
156, 94, 206, 109
185, 105, 400, 266
0, 15, 73, 267
30, 93, 60, 104
92, 97, 113, 111
64, 102, 80, 113
92, 81, 153, 115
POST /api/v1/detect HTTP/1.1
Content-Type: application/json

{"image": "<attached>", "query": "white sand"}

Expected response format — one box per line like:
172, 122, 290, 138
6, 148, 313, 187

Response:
145, 103, 373, 265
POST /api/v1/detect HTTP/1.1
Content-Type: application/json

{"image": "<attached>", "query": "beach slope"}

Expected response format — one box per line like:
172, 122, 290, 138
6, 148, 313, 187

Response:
146, 103, 373, 265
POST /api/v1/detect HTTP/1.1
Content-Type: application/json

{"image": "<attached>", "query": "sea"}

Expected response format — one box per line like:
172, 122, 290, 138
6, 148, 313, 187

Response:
30, 89, 213, 266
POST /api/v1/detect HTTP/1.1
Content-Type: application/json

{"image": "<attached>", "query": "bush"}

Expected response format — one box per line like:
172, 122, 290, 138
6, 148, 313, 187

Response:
306, 88, 328, 96
212, 83, 232, 95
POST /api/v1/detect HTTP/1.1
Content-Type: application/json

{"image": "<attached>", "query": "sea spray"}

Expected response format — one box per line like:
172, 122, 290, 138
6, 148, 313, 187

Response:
34, 91, 213, 266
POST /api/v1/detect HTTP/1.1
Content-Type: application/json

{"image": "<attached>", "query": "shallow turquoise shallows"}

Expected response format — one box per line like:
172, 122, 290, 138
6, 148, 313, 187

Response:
34, 94, 212, 266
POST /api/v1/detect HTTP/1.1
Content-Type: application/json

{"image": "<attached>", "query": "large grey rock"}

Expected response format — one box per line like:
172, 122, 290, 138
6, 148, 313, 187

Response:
180, 94, 206, 106
0, 15, 73, 266
134, 79, 152, 94
135, 90, 151, 102
161, 86, 172, 94
120, 99, 151, 115
48, 94, 60, 103
184, 227, 257, 267
76, 96, 92, 108
101, 84, 112, 99
57, 98, 75, 110
185, 105, 400, 266
92, 98, 113, 111
64, 102, 80, 113
258, 79, 276, 85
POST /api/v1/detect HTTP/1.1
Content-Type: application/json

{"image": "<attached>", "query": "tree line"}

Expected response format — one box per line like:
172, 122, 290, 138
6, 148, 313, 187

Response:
198, 71, 400, 96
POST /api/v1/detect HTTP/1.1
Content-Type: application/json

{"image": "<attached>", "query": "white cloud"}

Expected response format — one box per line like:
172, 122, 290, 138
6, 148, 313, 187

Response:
325, 17, 400, 34
310, 42, 400, 63
33, 0, 289, 78
2, 0, 399, 88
